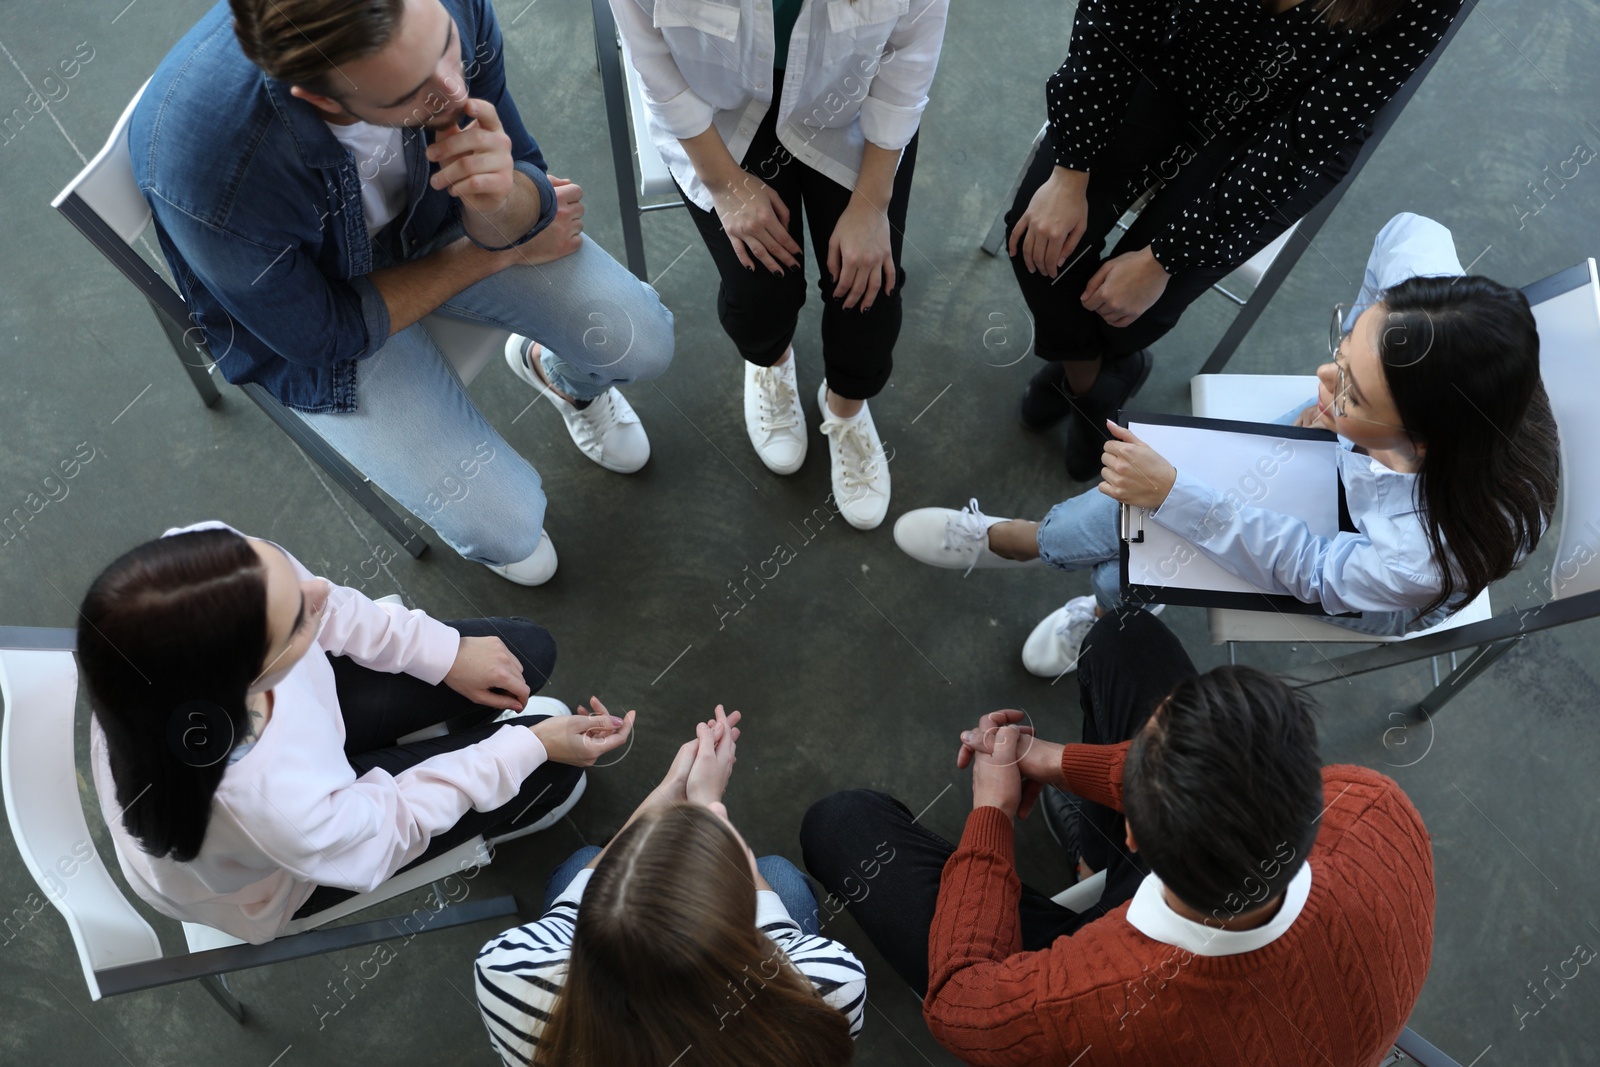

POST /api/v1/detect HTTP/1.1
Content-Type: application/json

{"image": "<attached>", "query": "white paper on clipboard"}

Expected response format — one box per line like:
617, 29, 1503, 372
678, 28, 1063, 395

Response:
1126, 419, 1342, 595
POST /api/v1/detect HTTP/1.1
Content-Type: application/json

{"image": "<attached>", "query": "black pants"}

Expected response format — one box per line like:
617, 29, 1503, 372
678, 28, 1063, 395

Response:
292, 617, 582, 918
1006, 80, 1360, 363
678, 77, 919, 400
799, 609, 1198, 996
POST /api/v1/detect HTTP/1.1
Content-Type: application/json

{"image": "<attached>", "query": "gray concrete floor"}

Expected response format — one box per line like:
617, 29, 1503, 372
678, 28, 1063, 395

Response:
2, 0, 1598, 1064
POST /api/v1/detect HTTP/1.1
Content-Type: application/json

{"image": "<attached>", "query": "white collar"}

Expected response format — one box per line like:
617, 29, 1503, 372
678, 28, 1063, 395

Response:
1125, 863, 1313, 957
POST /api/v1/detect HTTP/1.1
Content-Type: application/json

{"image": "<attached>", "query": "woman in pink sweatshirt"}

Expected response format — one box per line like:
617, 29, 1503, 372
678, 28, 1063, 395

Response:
78, 520, 632, 944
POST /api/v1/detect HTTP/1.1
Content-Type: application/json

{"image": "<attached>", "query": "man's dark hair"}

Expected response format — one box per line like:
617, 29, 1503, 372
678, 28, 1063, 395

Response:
1122, 666, 1324, 916
230, 0, 405, 95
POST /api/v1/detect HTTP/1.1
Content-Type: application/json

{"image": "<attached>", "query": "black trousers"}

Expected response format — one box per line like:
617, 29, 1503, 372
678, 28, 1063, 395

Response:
678, 76, 919, 400
292, 617, 583, 917
1006, 80, 1360, 363
799, 609, 1198, 996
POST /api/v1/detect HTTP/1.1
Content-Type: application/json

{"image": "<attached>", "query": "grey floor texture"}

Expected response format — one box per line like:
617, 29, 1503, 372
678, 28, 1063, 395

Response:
2, 0, 1598, 1064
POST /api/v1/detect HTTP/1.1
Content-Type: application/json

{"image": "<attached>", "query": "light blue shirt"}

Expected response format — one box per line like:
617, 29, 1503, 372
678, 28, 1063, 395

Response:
1151, 212, 1469, 634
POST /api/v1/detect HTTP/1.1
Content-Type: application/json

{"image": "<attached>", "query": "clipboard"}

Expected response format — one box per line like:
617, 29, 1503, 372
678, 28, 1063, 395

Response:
1116, 410, 1357, 616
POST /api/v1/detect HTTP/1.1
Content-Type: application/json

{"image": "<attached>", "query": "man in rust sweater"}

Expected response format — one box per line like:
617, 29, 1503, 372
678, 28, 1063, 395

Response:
802, 609, 1435, 1065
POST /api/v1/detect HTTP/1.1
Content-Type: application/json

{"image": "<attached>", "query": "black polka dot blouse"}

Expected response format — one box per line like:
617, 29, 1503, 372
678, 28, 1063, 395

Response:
1046, 0, 1464, 273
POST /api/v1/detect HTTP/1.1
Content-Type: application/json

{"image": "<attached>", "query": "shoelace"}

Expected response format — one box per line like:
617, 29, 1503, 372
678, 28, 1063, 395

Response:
821, 418, 884, 493
943, 498, 992, 577
753, 365, 802, 434
1054, 600, 1099, 641
566, 390, 637, 451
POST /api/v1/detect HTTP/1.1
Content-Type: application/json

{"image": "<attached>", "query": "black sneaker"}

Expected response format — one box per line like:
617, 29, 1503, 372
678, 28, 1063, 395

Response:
1020, 360, 1077, 429
1040, 787, 1084, 873
1063, 349, 1153, 482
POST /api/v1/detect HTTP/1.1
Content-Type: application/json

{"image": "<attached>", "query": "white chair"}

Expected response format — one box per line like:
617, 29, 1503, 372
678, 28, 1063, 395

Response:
0, 611, 519, 1022
978, 0, 1479, 376
591, 0, 688, 281
1187, 259, 1600, 716
51, 82, 512, 560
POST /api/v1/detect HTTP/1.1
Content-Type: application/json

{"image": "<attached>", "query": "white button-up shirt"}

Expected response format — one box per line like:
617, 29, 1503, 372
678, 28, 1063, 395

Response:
611, 0, 948, 211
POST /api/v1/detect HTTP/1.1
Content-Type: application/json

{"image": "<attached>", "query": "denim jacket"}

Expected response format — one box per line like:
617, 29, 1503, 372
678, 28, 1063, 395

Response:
131, 0, 557, 413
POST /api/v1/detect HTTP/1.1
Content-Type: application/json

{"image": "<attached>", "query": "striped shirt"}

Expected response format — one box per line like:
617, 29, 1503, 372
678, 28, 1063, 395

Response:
474, 868, 868, 1065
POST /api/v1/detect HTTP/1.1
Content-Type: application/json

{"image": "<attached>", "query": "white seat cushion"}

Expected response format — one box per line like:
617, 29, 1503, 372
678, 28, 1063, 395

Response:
420, 315, 508, 387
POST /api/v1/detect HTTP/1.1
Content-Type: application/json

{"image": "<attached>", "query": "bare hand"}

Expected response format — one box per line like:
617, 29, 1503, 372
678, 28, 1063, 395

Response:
1295, 400, 1335, 431
827, 197, 895, 310
971, 725, 1026, 819
531, 695, 635, 765
1081, 245, 1169, 327
686, 704, 739, 807
495, 178, 584, 268
1096, 421, 1177, 510
958, 710, 1055, 819
443, 635, 529, 712
427, 99, 515, 216
1009, 166, 1089, 278
709, 172, 802, 274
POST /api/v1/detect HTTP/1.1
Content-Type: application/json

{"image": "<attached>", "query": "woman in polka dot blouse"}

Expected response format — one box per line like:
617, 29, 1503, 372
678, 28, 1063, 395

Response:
1005, 0, 1463, 481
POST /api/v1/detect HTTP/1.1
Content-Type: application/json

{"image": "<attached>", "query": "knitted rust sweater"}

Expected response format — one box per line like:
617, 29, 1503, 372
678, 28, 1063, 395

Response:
925, 742, 1434, 1066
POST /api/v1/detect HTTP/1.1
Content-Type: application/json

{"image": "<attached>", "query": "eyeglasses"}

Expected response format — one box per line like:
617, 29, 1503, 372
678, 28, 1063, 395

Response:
1328, 304, 1354, 417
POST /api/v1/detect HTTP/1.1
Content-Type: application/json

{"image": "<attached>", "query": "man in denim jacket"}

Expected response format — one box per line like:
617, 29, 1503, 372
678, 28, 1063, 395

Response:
132, 0, 676, 583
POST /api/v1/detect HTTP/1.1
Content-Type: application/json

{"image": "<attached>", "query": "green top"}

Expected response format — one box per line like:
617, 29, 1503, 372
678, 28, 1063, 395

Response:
772, 0, 803, 70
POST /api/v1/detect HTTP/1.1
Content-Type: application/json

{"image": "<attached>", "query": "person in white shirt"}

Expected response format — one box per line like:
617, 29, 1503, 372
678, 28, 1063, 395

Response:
611, 0, 949, 530
893, 213, 1560, 676
77, 520, 634, 944
475, 706, 867, 1067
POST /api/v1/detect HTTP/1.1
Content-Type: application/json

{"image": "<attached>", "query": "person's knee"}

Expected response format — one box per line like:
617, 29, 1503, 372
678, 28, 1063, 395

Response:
624, 285, 676, 382
498, 618, 557, 685
1081, 607, 1165, 674
801, 790, 898, 873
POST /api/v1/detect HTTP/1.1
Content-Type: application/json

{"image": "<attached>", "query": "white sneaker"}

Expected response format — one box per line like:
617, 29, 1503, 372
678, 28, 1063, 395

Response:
1022, 598, 1163, 677
504, 334, 650, 473
817, 383, 890, 530
744, 356, 807, 474
485, 530, 558, 586
894, 499, 1044, 577
1022, 595, 1101, 678
489, 697, 586, 843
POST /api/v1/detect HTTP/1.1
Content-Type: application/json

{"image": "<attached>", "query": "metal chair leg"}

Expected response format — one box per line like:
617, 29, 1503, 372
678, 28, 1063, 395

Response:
980, 132, 1044, 257
149, 301, 221, 406
592, 0, 648, 280
1416, 637, 1520, 717
238, 383, 429, 559
197, 973, 246, 1023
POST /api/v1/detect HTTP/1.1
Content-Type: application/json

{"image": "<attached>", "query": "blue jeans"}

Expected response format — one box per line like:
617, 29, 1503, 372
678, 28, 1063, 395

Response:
542, 846, 822, 936
1036, 489, 1125, 613
296, 234, 674, 566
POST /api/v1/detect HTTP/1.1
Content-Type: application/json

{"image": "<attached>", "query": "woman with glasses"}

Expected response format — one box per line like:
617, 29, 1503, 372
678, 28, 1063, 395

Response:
894, 213, 1559, 677
79, 521, 634, 943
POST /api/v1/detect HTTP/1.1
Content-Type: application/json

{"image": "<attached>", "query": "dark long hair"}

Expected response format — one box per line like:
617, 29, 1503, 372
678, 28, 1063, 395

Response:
77, 528, 269, 863
536, 805, 854, 1067
1123, 667, 1324, 914
1377, 275, 1560, 619
1310, 0, 1411, 33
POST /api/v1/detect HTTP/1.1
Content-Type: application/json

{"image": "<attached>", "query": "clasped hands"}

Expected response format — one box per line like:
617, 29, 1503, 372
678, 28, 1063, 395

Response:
956, 709, 1064, 821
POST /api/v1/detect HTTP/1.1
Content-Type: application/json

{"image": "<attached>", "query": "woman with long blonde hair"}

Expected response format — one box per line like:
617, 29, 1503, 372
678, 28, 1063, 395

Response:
476, 708, 865, 1066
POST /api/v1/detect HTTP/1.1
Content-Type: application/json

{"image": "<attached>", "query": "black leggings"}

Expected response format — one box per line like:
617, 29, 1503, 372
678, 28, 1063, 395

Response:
799, 609, 1197, 996
678, 75, 919, 400
292, 617, 582, 918
1006, 80, 1360, 362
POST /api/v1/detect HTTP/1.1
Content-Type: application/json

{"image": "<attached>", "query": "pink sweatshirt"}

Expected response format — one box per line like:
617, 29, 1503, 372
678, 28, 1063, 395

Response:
89, 521, 549, 943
